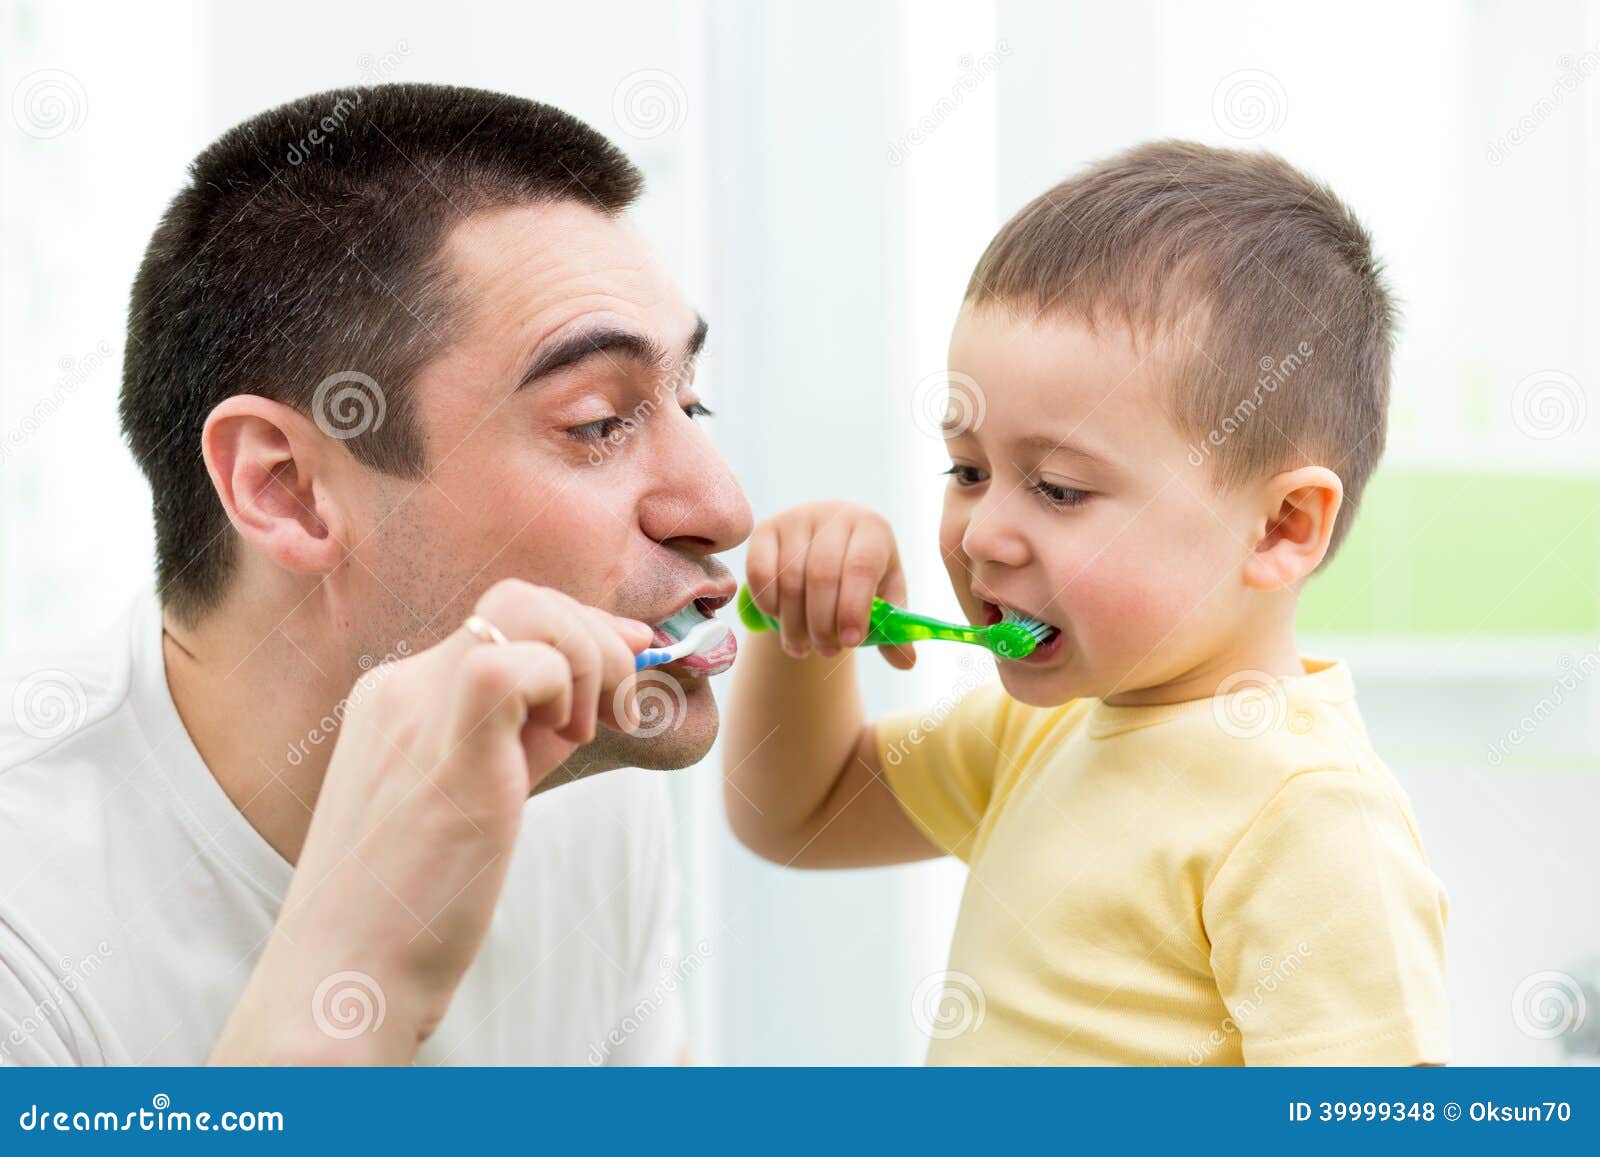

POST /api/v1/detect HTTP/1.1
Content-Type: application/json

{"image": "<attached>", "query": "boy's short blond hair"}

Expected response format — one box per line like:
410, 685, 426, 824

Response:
966, 140, 1394, 560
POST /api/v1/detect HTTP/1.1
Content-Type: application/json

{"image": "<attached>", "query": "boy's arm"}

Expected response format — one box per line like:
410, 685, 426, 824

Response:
724, 630, 940, 867
722, 501, 941, 868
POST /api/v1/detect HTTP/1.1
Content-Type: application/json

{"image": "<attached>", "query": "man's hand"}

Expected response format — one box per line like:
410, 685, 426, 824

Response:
210, 579, 652, 1064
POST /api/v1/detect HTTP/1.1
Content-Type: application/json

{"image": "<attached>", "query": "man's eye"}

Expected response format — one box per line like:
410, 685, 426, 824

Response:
942, 464, 986, 486
569, 402, 710, 443
567, 417, 625, 442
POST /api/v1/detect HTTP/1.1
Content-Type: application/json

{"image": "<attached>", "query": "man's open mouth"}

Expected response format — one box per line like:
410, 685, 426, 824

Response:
650, 592, 738, 677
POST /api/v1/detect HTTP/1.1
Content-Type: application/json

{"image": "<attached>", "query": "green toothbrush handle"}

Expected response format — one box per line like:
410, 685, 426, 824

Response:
735, 585, 987, 647
736, 584, 782, 633
863, 600, 987, 647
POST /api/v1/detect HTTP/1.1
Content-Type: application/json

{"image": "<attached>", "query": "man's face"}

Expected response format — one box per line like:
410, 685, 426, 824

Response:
347, 200, 752, 775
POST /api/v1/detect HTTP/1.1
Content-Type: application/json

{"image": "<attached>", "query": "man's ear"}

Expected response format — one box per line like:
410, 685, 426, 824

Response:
1241, 465, 1343, 591
201, 395, 348, 578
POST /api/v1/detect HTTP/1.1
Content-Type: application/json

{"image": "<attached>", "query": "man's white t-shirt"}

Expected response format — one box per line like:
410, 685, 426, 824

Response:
0, 590, 685, 1065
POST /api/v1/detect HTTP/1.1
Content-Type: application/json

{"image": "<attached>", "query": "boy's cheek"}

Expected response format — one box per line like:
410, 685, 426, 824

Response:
937, 505, 965, 556
1060, 560, 1181, 653
938, 524, 971, 586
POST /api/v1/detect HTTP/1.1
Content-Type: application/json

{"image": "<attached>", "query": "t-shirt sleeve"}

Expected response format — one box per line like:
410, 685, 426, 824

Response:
0, 928, 87, 1066
1203, 767, 1451, 1065
875, 681, 1015, 862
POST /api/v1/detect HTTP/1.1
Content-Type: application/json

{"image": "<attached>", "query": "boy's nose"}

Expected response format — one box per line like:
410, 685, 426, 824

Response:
961, 495, 1030, 570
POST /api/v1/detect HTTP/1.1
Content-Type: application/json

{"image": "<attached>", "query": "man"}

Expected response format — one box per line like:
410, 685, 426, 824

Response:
0, 83, 751, 1064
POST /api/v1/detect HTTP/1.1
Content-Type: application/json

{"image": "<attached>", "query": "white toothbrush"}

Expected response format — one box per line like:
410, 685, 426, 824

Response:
634, 619, 732, 671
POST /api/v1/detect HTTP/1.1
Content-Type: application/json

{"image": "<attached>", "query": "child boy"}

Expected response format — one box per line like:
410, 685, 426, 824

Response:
723, 141, 1450, 1065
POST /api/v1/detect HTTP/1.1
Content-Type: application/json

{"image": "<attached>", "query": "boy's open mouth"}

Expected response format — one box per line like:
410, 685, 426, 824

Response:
977, 598, 1065, 664
650, 593, 737, 677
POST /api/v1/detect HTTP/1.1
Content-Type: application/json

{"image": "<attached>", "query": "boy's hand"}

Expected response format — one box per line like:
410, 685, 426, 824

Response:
745, 501, 916, 669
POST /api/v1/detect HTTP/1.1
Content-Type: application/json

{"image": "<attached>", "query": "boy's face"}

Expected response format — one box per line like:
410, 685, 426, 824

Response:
939, 305, 1261, 707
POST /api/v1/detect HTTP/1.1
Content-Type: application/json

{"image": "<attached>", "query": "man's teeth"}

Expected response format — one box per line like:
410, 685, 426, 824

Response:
656, 603, 710, 642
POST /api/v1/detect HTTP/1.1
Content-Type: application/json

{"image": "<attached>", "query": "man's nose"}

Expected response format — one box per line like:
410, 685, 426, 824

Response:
638, 415, 753, 555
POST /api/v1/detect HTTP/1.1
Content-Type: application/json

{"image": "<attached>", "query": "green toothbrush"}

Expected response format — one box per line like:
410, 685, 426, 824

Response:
736, 584, 1055, 660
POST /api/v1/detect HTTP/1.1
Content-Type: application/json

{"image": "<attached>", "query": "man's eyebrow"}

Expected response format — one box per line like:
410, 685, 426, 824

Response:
519, 314, 710, 389
684, 314, 709, 362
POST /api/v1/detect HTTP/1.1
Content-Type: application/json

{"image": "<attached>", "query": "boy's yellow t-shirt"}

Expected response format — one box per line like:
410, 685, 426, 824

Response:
876, 657, 1450, 1065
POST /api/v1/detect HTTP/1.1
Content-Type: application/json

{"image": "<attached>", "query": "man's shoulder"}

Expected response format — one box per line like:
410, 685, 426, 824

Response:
0, 610, 147, 882
0, 610, 157, 1066
0, 608, 140, 776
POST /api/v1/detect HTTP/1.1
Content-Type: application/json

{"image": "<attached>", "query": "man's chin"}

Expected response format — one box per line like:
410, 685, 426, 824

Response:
618, 672, 721, 767
541, 674, 720, 789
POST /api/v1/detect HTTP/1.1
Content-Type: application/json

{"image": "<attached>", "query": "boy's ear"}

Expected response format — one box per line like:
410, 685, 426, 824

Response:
201, 395, 349, 579
1242, 466, 1343, 591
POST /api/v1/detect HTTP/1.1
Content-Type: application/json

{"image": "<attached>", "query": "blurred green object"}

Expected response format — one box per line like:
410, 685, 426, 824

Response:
1298, 468, 1600, 634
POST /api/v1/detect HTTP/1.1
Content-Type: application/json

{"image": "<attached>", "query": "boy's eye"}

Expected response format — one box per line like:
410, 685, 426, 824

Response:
942, 464, 986, 487
1032, 480, 1091, 508
683, 401, 714, 420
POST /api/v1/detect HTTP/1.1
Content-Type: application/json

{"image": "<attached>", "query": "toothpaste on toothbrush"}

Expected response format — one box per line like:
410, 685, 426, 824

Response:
637, 604, 738, 675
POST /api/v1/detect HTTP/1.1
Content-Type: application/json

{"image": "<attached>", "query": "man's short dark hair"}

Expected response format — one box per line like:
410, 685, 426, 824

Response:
119, 83, 643, 624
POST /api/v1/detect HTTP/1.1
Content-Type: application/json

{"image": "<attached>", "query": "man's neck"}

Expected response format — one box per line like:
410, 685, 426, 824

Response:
160, 594, 351, 865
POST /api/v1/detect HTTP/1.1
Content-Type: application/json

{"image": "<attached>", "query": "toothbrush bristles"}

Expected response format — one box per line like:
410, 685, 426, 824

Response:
999, 608, 1056, 641
676, 620, 730, 656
